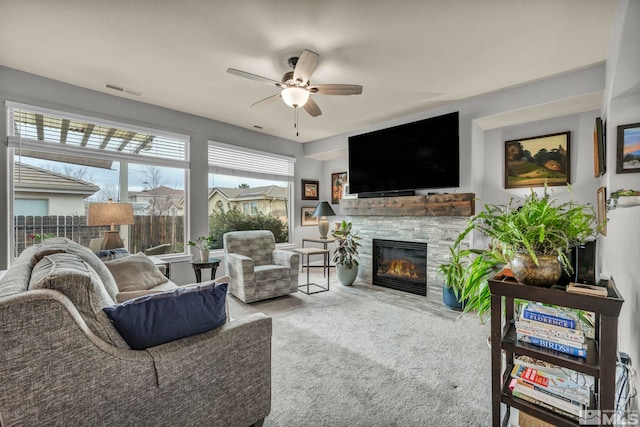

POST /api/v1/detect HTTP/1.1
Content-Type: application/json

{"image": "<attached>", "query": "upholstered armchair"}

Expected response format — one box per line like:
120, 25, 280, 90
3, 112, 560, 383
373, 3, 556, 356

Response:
223, 230, 299, 303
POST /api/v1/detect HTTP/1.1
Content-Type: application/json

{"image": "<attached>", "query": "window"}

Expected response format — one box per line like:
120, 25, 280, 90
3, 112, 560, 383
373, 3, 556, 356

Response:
207, 142, 295, 248
14, 199, 48, 216
7, 102, 189, 257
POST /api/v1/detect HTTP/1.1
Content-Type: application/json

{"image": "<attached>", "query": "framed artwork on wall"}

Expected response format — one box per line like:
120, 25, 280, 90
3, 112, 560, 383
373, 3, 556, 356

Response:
593, 117, 606, 177
331, 172, 348, 204
597, 186, 607, 236
301, 179, 319, 200
616, 122, 640, 174
504, 131, 570, 189
301, 207, 319, 226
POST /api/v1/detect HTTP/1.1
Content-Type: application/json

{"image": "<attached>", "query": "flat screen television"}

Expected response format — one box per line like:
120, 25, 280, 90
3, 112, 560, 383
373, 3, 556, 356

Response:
348, 111, 459, 195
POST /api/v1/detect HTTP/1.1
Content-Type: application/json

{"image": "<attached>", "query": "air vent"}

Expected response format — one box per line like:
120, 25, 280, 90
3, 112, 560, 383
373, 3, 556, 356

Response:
104, 83, 141, 96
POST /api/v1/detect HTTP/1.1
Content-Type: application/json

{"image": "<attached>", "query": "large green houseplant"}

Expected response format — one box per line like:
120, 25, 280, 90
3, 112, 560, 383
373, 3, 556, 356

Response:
462, 184, 598, 287
437, 242, 507, 318
331, 220, 361, 286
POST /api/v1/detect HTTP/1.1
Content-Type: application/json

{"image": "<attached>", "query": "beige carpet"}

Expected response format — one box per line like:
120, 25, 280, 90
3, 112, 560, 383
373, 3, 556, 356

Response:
228, 270, 492, 427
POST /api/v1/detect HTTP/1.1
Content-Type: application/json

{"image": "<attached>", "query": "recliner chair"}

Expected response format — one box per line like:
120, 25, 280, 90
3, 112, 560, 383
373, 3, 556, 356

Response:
223, 230, 299, 303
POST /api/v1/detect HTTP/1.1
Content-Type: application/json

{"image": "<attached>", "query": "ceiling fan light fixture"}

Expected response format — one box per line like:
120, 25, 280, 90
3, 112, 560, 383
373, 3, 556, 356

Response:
281, 87, 309, 108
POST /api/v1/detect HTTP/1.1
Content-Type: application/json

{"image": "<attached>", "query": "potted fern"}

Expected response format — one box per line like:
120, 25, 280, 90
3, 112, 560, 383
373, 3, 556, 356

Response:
464, 184, 597, 287
331, 220, 361, 286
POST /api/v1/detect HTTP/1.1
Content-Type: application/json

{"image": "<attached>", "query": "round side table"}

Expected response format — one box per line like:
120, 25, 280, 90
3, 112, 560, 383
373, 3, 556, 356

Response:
190, 258, 221, 282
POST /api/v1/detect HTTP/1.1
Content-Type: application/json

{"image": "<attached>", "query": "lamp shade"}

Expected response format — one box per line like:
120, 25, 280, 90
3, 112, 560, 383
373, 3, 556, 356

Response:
88, 201, 134, 227
312, 201, 336, 218
281, 87, 310, 108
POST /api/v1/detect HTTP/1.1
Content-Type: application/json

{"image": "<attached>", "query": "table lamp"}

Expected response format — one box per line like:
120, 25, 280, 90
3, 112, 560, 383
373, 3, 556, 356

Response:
88, 199, 135, 250
312, 201, 336, 239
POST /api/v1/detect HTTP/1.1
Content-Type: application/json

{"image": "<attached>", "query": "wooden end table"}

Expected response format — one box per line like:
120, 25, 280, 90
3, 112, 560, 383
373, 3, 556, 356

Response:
190, 258, 221, 283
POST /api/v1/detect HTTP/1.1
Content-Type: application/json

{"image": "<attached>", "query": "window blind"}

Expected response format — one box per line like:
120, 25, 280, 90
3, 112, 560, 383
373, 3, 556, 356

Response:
208, 141, 295, 182
6, 101, 189, 168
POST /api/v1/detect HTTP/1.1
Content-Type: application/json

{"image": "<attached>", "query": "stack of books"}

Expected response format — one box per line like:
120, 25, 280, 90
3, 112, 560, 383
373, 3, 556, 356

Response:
509, 360, 593, 421
516, 303, 587, 359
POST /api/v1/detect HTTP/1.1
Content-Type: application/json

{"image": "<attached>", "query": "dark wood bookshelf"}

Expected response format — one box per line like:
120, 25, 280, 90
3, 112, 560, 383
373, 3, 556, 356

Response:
489, 275, 624, 427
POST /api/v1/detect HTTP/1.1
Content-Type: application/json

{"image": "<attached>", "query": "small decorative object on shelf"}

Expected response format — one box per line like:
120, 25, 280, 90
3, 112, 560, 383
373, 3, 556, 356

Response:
188, 236, 216, 261
606, 189, 640, 210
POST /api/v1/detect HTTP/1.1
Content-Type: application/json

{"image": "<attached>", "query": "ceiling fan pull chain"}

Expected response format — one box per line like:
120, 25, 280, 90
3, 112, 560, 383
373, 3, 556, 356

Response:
295, 107, 299, 137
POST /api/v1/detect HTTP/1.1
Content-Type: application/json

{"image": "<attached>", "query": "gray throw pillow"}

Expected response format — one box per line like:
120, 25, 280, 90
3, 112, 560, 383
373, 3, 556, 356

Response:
104, 252, 169, 292
29, 253, 129, 348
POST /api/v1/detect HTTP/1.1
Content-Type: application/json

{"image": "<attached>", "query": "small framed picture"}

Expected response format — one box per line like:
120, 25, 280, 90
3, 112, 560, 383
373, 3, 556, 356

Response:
301, 179, 319, 200
301, 207, 319, 226
597, 186, 606, 236
616, 122, 640, 174
504, 131, 570, 189
331, 172, 348, 204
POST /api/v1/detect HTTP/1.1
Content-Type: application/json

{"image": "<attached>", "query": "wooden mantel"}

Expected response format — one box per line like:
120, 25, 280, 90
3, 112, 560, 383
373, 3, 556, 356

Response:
339, 193, 475, 217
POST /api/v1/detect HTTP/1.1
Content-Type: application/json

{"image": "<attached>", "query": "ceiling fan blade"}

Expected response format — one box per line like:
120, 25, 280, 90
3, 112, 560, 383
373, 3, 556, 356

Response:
292, 49, 319, 85
308, 84, 363, 96
227, 68, 285, 88
251, 93, 282, 107
303, 97, 322, 117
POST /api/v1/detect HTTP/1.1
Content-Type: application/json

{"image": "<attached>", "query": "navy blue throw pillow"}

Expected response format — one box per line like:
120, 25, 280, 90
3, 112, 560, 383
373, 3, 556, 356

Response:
103, 281, 228, 350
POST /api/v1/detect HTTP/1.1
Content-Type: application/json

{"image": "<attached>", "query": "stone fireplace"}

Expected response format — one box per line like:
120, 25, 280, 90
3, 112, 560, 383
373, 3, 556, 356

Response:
340, 194, 474, 293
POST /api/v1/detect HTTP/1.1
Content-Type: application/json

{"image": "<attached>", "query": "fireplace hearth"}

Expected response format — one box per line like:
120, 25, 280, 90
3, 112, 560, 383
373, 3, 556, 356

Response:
373, 239, 427, 296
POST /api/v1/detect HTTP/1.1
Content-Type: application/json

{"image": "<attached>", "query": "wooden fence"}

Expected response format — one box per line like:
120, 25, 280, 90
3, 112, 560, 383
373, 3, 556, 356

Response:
14, 215, 184, 257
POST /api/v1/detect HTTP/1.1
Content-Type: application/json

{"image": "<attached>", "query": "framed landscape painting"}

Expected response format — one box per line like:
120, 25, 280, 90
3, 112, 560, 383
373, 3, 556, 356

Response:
301, 207, 318, 226
504, 131, 570, 189
331, 172, 348, 204
616, 122, 640, 174
301, 179, 319, 200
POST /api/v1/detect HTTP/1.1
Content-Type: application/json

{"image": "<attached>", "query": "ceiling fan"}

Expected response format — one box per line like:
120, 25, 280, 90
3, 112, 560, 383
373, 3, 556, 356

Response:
227, 49, 363, 118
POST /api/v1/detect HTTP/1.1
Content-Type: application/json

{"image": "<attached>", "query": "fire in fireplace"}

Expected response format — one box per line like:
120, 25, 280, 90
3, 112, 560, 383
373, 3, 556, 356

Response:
373, 239, 427, 296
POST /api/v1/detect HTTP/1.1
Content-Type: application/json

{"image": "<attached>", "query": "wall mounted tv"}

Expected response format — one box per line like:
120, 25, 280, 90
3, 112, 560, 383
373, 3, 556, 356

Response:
348, 111, 459, 196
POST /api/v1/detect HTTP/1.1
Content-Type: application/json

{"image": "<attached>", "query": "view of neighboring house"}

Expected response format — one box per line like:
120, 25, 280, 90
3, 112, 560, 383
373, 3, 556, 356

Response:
128, 185, 184, 216
13, 162, 99, 216
208, 185, 288, 220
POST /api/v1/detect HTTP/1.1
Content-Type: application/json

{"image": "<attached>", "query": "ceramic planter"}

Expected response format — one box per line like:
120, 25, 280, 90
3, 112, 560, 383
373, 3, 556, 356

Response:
510, 253, 561, 287
616, 195, 640, 207
336, 264, 358, 286
442, 286, 465, 311
199, 248, 210, 262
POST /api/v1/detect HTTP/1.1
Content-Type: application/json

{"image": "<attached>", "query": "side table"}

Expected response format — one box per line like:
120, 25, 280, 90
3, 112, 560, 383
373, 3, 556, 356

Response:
302, 237, 336, 277
293, 248, 330, 295
147, 256, 171, 279
190, 258, 221, 283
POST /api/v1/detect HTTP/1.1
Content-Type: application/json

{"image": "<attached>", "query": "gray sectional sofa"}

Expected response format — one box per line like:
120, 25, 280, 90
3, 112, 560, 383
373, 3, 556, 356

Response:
0, 238, 272, 427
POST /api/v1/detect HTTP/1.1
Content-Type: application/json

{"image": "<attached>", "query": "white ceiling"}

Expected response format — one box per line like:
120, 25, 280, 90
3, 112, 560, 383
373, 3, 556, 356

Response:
0, 0, 616, 143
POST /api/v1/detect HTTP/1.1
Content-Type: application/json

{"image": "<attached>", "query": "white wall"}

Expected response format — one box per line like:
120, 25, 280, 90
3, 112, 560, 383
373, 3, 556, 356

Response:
599, 0, 640, 384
